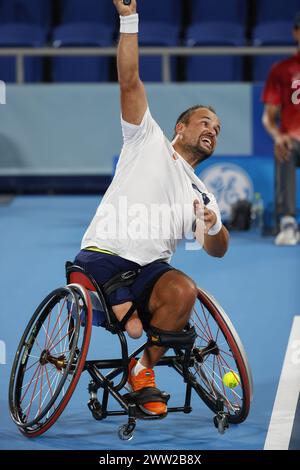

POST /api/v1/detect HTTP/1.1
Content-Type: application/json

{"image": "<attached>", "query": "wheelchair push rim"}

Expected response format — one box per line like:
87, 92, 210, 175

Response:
189, 288, 253, 424
9, 285, 92, 437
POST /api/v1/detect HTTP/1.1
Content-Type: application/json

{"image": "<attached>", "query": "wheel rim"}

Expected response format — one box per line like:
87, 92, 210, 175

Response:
189, 289, 252, 423
9, 286, 92, 434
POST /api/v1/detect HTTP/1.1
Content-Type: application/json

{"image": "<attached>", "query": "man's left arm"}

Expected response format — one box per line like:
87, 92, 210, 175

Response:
203, 208, 229, 257
194, 200, 229, 257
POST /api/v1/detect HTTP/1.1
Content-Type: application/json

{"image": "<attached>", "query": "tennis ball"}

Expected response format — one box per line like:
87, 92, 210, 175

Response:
222, 371, 240, 388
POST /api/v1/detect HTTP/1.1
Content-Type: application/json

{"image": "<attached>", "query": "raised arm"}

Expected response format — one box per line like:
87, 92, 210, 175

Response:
113, 0, 148, 125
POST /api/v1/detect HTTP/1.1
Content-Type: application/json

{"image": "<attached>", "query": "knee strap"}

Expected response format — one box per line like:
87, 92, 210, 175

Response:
147, 324, 197, 349
101, 269, 141, 331
118, 303, 137, 330
128, 387, 170, 407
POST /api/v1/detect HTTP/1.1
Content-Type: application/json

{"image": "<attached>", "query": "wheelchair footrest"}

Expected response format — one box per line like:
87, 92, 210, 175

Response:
123, 387, 170, 420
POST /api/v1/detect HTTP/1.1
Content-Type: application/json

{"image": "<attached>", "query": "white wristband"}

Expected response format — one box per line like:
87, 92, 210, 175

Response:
207, 216, 222, 236
120, 14, 139, 34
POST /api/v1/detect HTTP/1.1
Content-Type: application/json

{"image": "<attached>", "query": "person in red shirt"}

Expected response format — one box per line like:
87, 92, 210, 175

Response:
262, 12, 300, 245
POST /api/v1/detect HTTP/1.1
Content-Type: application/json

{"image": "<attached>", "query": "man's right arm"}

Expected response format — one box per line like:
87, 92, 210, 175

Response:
113, 0, 148, 125
262, 104, 281, 140
262, 104, 293, 162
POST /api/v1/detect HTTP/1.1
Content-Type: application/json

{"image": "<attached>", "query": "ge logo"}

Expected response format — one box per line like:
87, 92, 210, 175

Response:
200, 163, 254, 220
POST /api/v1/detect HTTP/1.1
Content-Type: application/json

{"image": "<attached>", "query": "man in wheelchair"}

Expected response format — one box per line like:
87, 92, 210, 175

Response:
74, 0, 229, 418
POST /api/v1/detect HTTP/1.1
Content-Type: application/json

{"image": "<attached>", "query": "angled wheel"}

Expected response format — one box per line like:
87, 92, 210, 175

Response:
188, 288, 253, 424
9, 285, 92, 437
118, 423, 135, 441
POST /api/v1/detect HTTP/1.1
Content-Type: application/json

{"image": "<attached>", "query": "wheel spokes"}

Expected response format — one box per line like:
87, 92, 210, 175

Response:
20, 362, 41, 405
10, 287, 92, 433
191, 297, 245, 417
45, 298, 67, 351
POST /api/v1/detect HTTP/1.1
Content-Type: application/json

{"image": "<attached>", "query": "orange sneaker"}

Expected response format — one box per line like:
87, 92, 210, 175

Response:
126, 358, 167, 416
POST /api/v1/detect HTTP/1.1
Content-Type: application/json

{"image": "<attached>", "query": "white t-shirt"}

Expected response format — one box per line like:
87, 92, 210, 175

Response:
81, 108, 221, 266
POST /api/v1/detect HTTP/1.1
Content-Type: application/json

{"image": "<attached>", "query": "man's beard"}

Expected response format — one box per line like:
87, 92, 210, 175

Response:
183, 141, 213, 164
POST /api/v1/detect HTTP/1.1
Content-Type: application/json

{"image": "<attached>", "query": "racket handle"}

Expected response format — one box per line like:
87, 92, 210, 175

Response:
123, 0, 132, 5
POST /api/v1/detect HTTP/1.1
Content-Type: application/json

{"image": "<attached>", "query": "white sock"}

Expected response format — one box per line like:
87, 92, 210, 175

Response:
132, 359, 147, 376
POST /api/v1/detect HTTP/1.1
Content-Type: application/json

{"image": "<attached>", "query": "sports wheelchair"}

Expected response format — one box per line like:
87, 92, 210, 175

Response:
9, 262, 253, 441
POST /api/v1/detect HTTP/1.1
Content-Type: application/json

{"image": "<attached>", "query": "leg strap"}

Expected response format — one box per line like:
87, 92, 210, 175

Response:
118, 303, 137, 330
101, 269, 141, 330
102, 269, 141, 296
147, 324, 197, 349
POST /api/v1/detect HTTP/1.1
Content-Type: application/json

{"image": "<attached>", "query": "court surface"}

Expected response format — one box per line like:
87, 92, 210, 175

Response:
0, 196, 299, 450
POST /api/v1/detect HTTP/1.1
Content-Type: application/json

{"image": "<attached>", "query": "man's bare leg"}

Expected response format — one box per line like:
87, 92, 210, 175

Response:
138, 270, 197, 369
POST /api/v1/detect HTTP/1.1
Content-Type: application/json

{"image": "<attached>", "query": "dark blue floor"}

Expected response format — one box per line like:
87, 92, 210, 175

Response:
0, 196, 299, 450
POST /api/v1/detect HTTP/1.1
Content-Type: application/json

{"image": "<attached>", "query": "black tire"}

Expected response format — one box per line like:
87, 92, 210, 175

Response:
9, 285, 92, 437
187, 288, 253, 424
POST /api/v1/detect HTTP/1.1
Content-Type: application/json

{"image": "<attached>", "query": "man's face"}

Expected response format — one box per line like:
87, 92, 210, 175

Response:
177, 108, 221, 161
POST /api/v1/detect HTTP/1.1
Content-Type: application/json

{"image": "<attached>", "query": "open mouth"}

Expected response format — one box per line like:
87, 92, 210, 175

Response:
200, 136, 213, 150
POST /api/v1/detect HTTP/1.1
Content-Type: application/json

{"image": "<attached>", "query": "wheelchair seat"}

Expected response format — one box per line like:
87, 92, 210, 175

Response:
66, 260, 120, 331
65, 261, 141, 333
66, 260, 100, 292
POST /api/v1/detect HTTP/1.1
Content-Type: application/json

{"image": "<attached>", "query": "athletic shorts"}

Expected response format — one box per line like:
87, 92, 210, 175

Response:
74, 249, 174, 327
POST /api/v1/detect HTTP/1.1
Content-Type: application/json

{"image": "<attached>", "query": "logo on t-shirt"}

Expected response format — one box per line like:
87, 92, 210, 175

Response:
291, 79, 300, 105
192, 183, 210, 205
199, 163, 254, 221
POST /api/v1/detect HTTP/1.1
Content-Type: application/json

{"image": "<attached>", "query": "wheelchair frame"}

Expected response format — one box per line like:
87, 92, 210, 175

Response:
70, 262, 252, 439
68, 263, 210, 439
9, 262, 253, 441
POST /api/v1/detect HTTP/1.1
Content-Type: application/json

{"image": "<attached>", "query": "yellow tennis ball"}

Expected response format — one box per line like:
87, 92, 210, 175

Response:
222, 371, 240, 388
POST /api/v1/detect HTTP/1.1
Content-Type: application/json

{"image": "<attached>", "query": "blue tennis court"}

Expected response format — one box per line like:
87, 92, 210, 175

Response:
0, 195, 299, 450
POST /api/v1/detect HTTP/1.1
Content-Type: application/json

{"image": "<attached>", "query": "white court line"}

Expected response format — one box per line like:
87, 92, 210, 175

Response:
264, 316, 300, 450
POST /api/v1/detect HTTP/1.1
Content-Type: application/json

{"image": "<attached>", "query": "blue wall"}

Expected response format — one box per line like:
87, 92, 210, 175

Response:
0, 83, 252, 175
0, 83, 299, 215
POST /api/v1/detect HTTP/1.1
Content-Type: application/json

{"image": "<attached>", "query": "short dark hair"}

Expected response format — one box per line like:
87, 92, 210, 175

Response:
173, 104, 217, 139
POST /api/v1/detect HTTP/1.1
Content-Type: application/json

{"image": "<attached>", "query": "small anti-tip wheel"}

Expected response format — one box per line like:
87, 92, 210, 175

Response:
118, 424, 135, 441
88, 399, 103, 421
